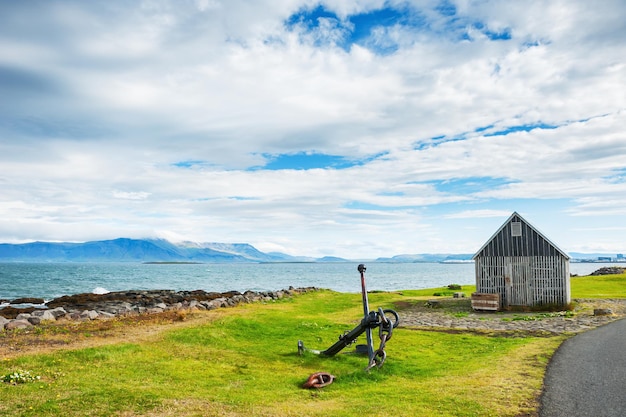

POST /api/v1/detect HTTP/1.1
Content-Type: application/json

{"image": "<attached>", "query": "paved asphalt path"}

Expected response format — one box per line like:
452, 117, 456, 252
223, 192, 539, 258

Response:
540, 318, 626, 417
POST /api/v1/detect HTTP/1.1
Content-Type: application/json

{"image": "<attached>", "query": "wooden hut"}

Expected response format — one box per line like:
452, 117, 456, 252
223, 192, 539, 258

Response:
472, 212, 571, 309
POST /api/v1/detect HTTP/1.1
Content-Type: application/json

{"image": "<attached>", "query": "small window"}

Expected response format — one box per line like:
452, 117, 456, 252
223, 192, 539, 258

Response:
511, 222, 522, 237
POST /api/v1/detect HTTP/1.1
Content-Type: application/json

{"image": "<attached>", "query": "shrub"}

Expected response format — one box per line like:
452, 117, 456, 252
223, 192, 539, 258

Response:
447, 284, 462, 290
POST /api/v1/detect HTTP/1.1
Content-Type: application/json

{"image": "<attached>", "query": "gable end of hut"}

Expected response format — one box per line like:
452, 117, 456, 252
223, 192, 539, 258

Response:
472, 212, 571, 308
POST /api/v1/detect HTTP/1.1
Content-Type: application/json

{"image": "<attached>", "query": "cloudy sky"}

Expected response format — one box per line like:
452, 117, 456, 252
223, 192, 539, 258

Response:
1, 0, 625, 259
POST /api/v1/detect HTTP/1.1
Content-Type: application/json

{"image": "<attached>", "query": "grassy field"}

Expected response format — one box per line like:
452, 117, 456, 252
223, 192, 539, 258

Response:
571, 272, 626, 298
1, 272, 623, 417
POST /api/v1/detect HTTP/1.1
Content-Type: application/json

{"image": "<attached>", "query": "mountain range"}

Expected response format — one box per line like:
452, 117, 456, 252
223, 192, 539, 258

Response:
0, 238, 620, 263
0, 238, 303, 263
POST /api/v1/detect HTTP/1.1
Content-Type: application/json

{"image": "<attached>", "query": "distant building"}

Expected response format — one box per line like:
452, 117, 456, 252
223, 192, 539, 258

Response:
472, 212, 571, 309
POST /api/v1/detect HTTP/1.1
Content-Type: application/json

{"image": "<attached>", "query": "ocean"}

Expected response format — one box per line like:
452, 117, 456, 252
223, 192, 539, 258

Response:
0, 261, 614, 302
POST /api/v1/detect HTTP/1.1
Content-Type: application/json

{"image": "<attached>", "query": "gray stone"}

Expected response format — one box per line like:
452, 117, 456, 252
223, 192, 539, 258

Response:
27, 316, 42, 325
594, 308, 613, 316
5, 319, 33, 330
49, 307, 67, 319
16, 313, 32, 320
38, 310, 57, 321
80, 310, 100, 320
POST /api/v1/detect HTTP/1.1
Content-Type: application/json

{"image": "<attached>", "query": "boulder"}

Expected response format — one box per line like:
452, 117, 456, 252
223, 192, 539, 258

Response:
16, 313, 32, 320
32, 310, 57, 321
5, 319, 33, 330
80, 310, 100, 320
48, 307, 68, 319
27, 316, 42, 325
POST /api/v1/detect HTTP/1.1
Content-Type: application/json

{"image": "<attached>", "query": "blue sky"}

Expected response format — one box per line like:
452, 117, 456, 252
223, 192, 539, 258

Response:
0, 0, 625, 258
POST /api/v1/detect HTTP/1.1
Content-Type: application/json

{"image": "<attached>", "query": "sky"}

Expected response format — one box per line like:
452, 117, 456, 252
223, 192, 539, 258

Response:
0, 0, 625, 259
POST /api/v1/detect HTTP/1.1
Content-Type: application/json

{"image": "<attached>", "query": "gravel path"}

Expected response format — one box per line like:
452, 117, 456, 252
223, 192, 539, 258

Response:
398, 299, 626, 334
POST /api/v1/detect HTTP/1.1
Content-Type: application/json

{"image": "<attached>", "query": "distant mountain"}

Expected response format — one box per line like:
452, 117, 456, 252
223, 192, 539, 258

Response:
375, 253, 474, 263
0, 238, 295, 263
316, 256, 349, 262
0, 238, 620, 263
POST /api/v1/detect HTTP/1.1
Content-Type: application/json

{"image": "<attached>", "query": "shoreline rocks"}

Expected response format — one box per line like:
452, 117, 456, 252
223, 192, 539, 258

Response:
1, 287, 318, 331
589, 266, 625, 276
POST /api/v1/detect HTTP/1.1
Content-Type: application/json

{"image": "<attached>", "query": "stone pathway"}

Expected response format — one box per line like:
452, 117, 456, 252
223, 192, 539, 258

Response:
398, 299, 626, 334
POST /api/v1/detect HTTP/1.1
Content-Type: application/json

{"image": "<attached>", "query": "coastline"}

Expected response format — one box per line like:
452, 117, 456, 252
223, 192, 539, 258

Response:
1, 287, 318, 330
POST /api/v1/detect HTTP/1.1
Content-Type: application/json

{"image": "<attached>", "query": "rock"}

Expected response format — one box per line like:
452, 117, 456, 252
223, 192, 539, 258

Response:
590, 267, 625, 276
16, 313, 32, 320
32, 310, 57, 321
49, 307, 67, 319
80, 310, 100, 320
453, 292, 466, 298
5, 319, 33, 330
0, 306, 37, 319
594, 308, 613, 316
27, 316, 42, 325
0, 316, 9, 328
68, 312, 82, 320
10, 297, 46, 305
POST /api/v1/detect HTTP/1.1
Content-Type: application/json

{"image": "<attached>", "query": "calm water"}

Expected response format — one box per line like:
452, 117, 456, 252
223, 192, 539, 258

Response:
0, 261, 616, 302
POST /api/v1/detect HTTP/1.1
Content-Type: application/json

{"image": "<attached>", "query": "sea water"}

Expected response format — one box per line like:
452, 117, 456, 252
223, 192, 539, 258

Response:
0, 261, 614, 302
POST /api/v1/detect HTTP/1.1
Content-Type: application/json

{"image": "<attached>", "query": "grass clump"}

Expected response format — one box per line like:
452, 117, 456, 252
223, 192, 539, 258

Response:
2, 369, 41, 385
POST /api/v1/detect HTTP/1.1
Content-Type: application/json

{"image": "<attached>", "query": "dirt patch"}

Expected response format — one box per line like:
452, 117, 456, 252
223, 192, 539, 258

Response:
0, 310, 217, 359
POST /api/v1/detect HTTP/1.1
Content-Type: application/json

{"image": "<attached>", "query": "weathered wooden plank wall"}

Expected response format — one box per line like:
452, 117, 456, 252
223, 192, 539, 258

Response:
474, 255, 570, 307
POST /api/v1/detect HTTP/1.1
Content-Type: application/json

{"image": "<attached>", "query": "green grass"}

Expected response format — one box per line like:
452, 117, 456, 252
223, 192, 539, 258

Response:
0, 290, 566, 417
571, 272, 626, 298
2, 275, 623, 416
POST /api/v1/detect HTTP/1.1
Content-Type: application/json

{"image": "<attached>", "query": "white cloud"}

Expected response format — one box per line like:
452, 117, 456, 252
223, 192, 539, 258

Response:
0, 0, 625, 257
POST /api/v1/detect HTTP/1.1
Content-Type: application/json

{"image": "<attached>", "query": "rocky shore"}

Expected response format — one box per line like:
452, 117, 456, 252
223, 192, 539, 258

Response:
0, 287, 317, 331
